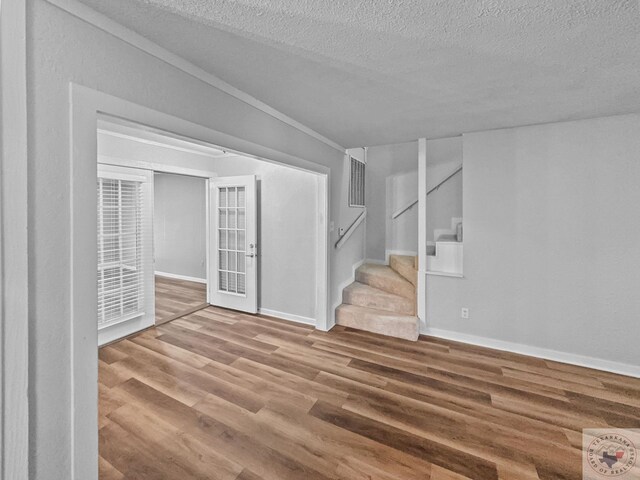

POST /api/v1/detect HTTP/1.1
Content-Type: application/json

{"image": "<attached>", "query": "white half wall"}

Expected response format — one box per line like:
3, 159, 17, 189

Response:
425, 114, 640, 373
154, 173, 207, 280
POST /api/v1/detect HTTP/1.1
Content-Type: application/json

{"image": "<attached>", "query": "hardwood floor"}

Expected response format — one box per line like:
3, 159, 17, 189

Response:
99, 306, 640, 480
155, 276, 208, 325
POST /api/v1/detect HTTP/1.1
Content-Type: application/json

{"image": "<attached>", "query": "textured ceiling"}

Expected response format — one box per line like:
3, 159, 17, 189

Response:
77, 0, 640, 147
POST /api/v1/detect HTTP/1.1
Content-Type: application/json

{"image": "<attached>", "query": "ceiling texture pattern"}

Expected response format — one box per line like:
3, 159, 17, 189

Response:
77, 0, 640, 147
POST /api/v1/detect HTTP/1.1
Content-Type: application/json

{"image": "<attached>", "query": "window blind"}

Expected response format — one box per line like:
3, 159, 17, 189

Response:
97, 176, 145, 328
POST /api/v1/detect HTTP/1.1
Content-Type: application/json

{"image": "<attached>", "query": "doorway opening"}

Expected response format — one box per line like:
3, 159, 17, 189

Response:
96, 116, 328, 346
70, 87, 331, 478
153, 172, 209, 325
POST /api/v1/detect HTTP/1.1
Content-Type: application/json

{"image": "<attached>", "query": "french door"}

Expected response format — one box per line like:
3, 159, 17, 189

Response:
208, 175, 257, 313
97, 164, 155, 346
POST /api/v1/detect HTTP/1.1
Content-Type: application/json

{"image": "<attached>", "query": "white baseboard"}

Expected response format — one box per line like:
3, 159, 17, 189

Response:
258, 308, 316, 327
422, 327, 640, 379
155, 271, 207, 284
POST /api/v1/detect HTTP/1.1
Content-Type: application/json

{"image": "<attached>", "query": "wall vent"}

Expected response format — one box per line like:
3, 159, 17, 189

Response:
349, 156, 365, 207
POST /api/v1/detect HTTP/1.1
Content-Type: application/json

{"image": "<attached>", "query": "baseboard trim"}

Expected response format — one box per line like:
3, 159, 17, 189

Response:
422, 327, 640, 379
258, 308, 316, 327
155, 271, 207, 284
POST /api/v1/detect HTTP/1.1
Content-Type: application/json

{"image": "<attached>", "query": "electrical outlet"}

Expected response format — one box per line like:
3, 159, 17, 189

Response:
461, 308, 469, 319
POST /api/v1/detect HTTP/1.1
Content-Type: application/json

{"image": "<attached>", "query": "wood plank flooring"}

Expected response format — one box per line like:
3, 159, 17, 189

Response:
155, 276, 207, 325
99, 306, 640, 480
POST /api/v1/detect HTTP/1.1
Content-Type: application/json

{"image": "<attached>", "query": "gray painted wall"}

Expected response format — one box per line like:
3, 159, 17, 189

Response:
27, 1, 362, 478
425, 114, 640, 369
365, 141, 418, 261
426, 137, 463, 242
206, 155, 319, 321
154, 173, 207, 280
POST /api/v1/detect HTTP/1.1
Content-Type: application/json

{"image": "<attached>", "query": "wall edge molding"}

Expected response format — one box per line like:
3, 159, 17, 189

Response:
422, 327, 640, 379
45, 0, 345, 154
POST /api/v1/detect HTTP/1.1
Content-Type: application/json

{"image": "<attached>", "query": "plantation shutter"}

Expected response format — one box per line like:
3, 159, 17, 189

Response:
97, 164, 154, 343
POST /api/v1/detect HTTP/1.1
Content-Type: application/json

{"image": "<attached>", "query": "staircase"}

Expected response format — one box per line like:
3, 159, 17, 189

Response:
336, 255, 419, 341
427, 217, 463, 276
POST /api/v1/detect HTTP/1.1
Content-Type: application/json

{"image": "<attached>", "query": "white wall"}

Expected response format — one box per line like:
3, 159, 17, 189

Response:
425, 114, 640, 372
154, 173, 207, 280
206, 155, 320, 321
27, 1, 361, 477
365, 141, 418, 261
426, 137, 463, 242
386, 170, 418, 256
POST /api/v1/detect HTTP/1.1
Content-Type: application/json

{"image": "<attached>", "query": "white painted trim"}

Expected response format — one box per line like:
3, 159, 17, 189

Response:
98, 154, 219, 179
155, 271, 207, 284
70, 85, 332, 479
97, 128, 229, 159
258, 309, 316, 327
46, 0, 345, 154
421, 327, 640, 379
0, 0, 29, 477
426, 271, 464, 278
205, 179, 211, 304
315, 174, 330, 331
417, 138, 427, 323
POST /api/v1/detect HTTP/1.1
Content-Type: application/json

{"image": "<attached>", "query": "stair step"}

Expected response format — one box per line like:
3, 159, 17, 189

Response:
343, 282, 415, 316
436, 233, 458, 242
389, 255, 418, 286
356, 264, 415, 299
336, 304, 419, 341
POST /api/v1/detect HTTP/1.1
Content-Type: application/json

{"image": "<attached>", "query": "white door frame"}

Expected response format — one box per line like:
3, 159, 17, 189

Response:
417, 138, 427, 324
0, 0, 29, 478
70, 84, 330, 479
